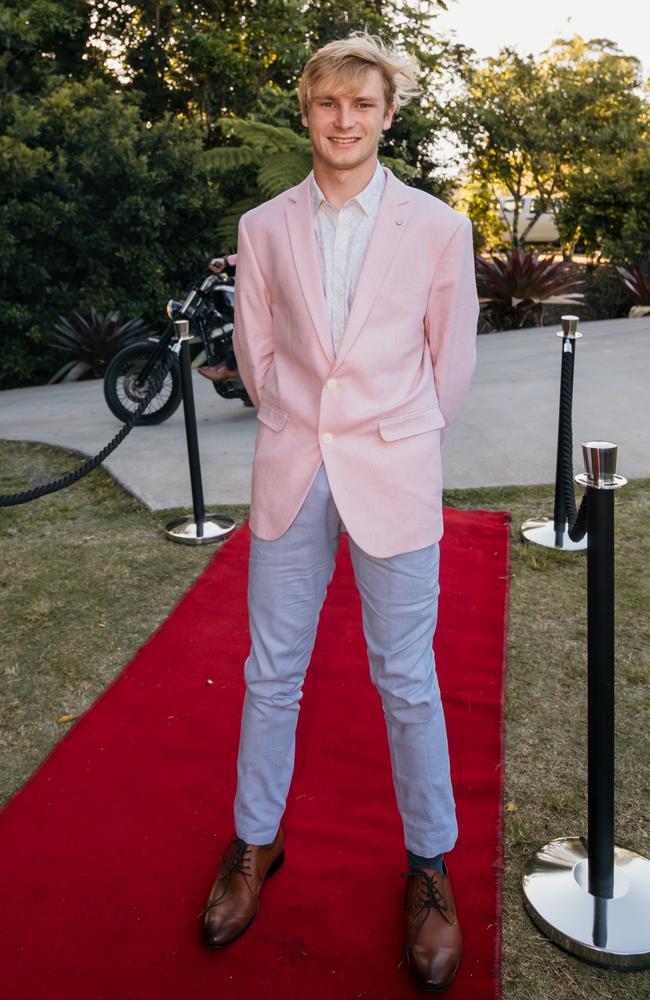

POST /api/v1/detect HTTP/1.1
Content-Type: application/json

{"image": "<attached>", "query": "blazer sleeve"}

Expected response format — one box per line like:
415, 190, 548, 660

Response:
424, 216, 479, 442
232, 216, 274, 409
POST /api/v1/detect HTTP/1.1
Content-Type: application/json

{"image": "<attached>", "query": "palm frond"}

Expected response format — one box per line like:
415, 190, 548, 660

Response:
257, 150, 313, 200
214, 195, 264, 248
380, 154, 418, 181
216, 116, 310, 153
616, 263, 650, 305
47, 359, 79, 384
206, 145, 266, 170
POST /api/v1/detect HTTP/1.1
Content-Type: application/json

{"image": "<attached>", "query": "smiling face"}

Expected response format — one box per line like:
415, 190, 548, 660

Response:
301, 66, 395, 175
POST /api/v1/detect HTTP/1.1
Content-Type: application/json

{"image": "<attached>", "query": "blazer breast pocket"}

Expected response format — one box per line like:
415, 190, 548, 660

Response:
378, 404, 445, 441
256, 399, 288, 432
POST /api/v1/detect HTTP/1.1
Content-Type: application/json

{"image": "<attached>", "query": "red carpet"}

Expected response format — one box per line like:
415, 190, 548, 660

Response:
0, 509, 509, 999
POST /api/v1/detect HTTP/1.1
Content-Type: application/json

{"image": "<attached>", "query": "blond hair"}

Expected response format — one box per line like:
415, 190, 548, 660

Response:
298, 31, 422, 118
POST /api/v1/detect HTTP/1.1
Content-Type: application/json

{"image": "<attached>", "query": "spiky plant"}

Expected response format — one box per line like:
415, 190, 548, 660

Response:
615, 262, 650, 306
208, 117, 418, 247
48, 309, 153, 382
475, 249, 584, 331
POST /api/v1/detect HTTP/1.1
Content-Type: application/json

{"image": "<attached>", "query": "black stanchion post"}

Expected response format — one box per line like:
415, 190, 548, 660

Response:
521, 442, 650, 970
521, 315, 587, 552
552, 318, 578, 544
165, 318, 236, 545
585, 461, 616, 899
178, 321, 206, 534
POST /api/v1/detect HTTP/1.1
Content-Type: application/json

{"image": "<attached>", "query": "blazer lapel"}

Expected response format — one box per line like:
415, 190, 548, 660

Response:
284, 165, 413, 370
285, 175, 334, 365
332, 167, 412, 370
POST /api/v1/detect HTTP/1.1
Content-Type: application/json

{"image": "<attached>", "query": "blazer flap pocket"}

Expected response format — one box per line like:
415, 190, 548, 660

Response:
257, 399, 288, 431
378, 405, 445, 441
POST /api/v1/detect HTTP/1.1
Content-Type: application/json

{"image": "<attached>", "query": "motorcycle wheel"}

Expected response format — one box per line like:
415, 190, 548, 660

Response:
103, 342, 182, 425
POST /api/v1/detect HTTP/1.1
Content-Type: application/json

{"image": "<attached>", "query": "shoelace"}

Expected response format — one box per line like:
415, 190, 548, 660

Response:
396, 868, 449, 970
196, 836, 253, 919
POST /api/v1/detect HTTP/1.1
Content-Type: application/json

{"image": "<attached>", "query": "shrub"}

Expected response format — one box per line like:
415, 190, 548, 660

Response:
0, 78, 227, 389
578, 264, 635, 320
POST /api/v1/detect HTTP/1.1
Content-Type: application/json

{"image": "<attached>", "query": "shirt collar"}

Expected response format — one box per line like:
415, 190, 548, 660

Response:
310, 160, 386, 217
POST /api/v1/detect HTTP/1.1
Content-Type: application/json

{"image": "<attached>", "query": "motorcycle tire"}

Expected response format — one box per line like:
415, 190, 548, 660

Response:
103, 341, 182, 425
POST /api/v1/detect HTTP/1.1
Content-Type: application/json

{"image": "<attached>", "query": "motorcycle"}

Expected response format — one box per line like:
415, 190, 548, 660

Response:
103, 262, 250, 425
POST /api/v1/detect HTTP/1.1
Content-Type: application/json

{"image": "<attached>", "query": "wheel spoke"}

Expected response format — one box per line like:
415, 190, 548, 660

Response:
114, 358, 174, 414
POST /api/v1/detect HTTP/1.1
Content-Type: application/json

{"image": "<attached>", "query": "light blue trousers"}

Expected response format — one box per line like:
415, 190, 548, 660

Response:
234, 461, 457, 857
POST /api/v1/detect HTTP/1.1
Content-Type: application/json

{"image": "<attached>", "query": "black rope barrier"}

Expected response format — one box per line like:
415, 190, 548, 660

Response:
0, 353, 175, 508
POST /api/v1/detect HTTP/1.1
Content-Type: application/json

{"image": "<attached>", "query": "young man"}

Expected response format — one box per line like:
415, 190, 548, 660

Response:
198, 32, 479, 993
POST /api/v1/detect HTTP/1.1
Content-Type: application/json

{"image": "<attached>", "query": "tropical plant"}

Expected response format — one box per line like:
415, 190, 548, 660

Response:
48, 309, 153, 382
475, 249, 583, 331
616, 261, 650, 316
207, 117, 419, 247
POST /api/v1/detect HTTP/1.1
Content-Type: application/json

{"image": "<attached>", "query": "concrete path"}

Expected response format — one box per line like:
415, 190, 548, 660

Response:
1, 317, 648, 510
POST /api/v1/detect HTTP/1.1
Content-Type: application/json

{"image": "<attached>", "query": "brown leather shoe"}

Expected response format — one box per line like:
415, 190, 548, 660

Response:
198, 829, 285, 948
198, 363, 238, 382
399, 864, 463, 992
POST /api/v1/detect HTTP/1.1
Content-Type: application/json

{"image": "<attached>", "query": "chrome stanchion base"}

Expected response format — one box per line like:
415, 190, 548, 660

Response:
164, 514, 236, 545
521, 517, 587, 551
523, 837, 650, 969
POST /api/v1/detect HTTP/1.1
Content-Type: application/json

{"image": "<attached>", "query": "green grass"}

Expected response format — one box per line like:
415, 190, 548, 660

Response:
1, 440, 648, 998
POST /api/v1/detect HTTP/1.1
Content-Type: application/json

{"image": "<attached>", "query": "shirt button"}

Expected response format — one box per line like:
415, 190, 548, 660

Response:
322, 432, 333, 444
327, 378, 338, 390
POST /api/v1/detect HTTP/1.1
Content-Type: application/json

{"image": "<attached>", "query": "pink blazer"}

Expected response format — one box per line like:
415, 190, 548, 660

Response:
232, 164, 479, 558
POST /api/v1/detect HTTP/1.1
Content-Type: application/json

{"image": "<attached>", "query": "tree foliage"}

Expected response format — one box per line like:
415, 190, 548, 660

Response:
446, 36, 648, 256
557, 143, 650, 263
0, 0, 102, 112
3, 4, 647, 388
0, 78, 226, 387
88, 1, 454, 158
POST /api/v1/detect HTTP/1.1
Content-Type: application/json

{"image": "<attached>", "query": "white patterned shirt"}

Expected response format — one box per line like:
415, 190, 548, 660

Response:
310, 160, 387, 356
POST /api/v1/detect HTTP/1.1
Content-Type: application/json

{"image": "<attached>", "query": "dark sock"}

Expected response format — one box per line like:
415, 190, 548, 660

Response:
406, 849, 445, 873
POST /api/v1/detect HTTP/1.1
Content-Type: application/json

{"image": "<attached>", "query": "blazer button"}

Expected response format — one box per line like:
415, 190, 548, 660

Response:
327, 378, 338, 390
322, 432, 333, 444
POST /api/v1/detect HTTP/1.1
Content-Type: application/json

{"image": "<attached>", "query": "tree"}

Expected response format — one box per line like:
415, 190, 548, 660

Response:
0, 0, 464, 386
88, 2, 452, 137
445, 35, 647, 253
88, 0, 311, 138
0, 78, 227, 388
557, 143, 650, 264
0, 0, 103, 116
